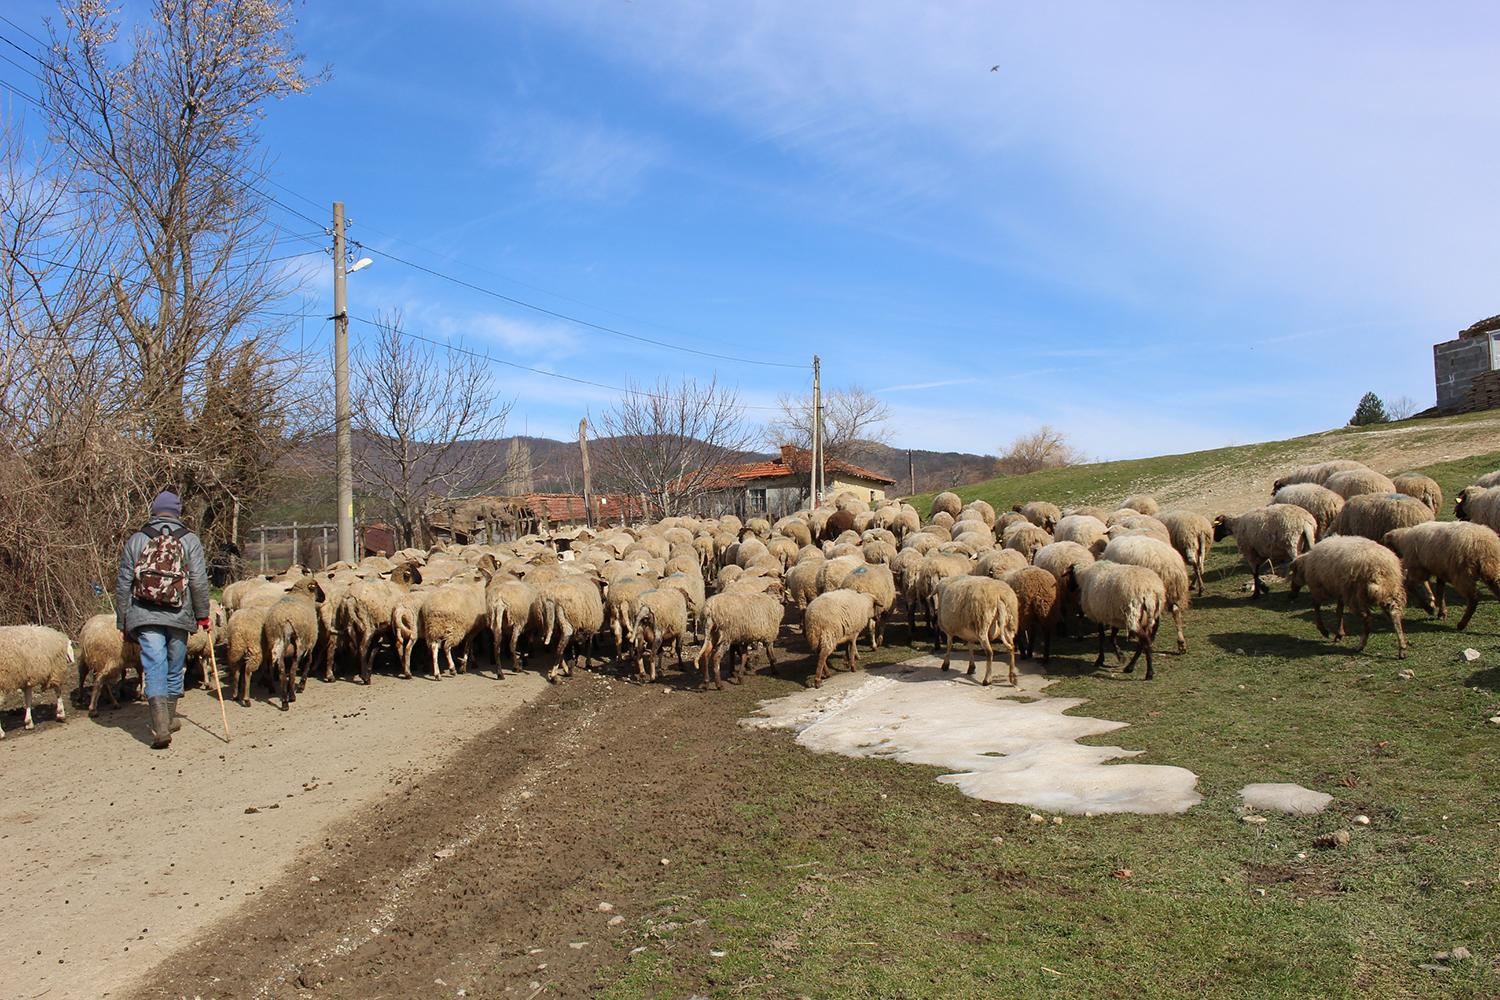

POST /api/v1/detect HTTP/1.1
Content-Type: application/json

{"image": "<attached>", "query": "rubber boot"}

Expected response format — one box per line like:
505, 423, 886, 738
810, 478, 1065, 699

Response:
168, 697, 182, 733
148, 697, 172, 749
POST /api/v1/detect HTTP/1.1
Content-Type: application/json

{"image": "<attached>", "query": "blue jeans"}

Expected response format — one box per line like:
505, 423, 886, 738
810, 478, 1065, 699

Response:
136, 626, 187, 700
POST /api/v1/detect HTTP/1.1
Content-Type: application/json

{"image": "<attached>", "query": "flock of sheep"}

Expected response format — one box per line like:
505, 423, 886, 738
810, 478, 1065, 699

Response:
3, 458, 1500, 740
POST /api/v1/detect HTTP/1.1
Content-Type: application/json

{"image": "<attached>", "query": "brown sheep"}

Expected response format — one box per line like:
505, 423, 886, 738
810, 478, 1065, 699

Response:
1001, 566, 1062, 662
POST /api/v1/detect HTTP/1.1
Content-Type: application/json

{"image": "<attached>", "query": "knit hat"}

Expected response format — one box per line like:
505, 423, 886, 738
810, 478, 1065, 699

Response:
150, 491, 182, 517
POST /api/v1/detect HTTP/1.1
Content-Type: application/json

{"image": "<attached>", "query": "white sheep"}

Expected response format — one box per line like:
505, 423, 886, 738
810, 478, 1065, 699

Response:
1156, 510, 1214, 595
0, 625, 73, 737
934, 574, 1019, 686
1271, 483, 1345, 540
1272, 459, 1369, 491
77, 612, 142, 717
1323, 468, 1397, 500
804, 589, 877, 688
1100, 535, 1192, 653
1328, 493, 1434, 541
1213, 504, 1317, 598
696, 590, 784, 689
632, 587, 690, 682
1287, 537, 1407, 658
1381, 521, 1500, 630
1068, 561, 1166, 679
1455, 486, 1500, 533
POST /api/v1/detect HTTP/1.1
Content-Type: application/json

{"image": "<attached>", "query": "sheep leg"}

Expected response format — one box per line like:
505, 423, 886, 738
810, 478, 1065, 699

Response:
762, 640, 778, 676
1390, 605, 1408, 659
1093, 625, 1107, 668
1173, 606, 1187, 654
359, 633, 375, 685
965, 640, 977, 677
1332, 599, 1347, 640
1313, 603, 1331, 639
1249, 562, 1264, 599
846, 636, 859, 673
1453, 587, 1478, 630
1354, 611, 1373, 653
1110, 627, 1124, 663
1433, 581, 1448, 620
814, 644, 831, 688
429, 640, 442, 680
400, 634, 414, 679
1006, 636, 1018, 687
22, 687, 33, 730
978, 635, 994, 686
1194, 559, 1205, 596
54, 687, 66, 724
709, 641, 727, 690
509, 624, 526, 673
674, 636, 684, 670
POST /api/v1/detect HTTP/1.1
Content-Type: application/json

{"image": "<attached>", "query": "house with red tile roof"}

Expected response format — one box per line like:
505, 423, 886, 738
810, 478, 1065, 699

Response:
702, 445, 897, 518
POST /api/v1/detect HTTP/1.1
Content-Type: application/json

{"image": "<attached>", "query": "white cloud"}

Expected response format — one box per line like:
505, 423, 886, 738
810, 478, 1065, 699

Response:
487, 108, 665, 201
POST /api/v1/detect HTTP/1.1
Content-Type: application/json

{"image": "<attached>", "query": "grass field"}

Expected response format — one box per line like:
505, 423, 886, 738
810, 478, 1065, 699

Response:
910, 411, 1500, 516
597, 448, 1500, 999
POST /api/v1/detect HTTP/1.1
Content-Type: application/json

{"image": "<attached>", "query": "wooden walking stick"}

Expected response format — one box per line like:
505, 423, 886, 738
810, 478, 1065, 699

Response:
206, 637, 231, 743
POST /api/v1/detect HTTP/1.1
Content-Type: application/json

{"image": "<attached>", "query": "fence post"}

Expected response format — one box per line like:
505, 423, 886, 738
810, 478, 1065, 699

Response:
291, 521, 299, 571
258, 527, 266, 575
321, 526, 329, 569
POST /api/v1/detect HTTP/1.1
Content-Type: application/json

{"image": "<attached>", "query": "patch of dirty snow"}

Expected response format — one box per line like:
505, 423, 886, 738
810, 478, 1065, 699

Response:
1239, 783, 1332, 816
742, 656, 1201, 815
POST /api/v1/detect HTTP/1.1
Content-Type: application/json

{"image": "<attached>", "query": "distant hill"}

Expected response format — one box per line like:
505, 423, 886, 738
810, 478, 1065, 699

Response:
260, 433, 998, 526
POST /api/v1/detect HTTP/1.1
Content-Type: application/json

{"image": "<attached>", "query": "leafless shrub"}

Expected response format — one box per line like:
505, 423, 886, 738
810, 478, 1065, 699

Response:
351, 311, 516, 547
995, 426, 1084, 477
594, 377, 756, 518
768, 385, 892, 466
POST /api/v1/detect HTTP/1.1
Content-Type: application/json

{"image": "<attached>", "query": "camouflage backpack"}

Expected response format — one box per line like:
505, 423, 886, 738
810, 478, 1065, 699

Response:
132, 523, 191, 609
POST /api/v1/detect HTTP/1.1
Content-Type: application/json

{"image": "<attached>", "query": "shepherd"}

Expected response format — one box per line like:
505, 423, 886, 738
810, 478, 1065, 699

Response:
115, 490, 211, 749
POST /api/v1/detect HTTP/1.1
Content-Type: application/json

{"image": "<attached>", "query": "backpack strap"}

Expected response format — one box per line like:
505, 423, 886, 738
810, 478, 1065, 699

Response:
169, 525, 191, 541
140, 524, 163, 540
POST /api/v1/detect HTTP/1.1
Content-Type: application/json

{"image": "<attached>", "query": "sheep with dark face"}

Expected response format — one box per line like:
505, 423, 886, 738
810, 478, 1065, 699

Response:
1212, 504, 1317, 598
1272, 459, 1369, 492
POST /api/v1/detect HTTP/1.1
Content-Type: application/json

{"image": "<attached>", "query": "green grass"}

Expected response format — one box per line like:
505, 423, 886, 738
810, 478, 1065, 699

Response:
909, 410, 1500, 516
598, 449, 1500, 999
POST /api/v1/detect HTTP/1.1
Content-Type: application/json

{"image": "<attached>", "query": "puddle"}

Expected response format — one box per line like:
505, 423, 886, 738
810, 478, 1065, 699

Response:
742, 656, 1201, 815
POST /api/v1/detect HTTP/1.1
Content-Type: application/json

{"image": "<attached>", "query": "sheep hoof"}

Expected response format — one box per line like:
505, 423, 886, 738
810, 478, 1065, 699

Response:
1123, 663, 1135, 673
89, 709, 100, 719
981, 678, 991, 687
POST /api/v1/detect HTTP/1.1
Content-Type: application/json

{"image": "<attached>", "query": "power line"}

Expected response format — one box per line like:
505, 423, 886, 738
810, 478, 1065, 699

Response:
346, 313, 788, 411
359, 244, 808, 370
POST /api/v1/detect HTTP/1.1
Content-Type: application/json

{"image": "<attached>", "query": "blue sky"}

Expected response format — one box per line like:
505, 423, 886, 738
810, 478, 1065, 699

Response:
6, 1, 1500, 459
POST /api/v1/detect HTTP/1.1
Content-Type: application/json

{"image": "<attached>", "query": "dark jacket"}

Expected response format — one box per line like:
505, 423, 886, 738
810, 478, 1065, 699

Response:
115, 515, 211, 634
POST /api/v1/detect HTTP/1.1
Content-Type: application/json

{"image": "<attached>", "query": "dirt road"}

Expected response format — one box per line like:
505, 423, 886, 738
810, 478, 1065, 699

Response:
123, 666, 786, 999
0, 668, 547, 1000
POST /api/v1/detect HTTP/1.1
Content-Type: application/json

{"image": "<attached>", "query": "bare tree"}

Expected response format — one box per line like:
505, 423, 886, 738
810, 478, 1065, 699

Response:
995, 426, 1083, 476
594, 377, 756, 518
0, 0, 318, 627
351, 311, 516, 547
39, 0, 323, 543
768, 384, 891, 465
1386, 395, 1418, 421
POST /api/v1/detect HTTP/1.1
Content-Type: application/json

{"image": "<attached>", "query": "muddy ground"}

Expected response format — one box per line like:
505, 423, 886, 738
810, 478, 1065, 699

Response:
127, 659, 833, 1000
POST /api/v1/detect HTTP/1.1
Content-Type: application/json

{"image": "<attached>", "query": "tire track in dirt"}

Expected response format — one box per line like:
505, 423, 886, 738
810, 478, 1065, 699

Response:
131, 672, 769, 999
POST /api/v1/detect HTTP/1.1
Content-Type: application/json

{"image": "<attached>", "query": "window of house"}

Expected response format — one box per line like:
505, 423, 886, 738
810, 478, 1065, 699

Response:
748, 488, 767, 512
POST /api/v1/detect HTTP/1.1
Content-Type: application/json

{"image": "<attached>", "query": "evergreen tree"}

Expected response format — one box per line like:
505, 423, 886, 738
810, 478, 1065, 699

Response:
1350, 392, 1389, 426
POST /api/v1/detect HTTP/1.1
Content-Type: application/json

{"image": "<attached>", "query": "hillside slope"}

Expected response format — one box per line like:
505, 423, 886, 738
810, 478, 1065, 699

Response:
912, 410, 1500, 515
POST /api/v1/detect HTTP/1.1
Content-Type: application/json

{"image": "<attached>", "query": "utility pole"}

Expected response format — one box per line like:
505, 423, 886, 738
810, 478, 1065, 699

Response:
810, 355, 822, 506
578, 417, 594, 529
332, 202, 355, 563
908, 449, 915, 498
